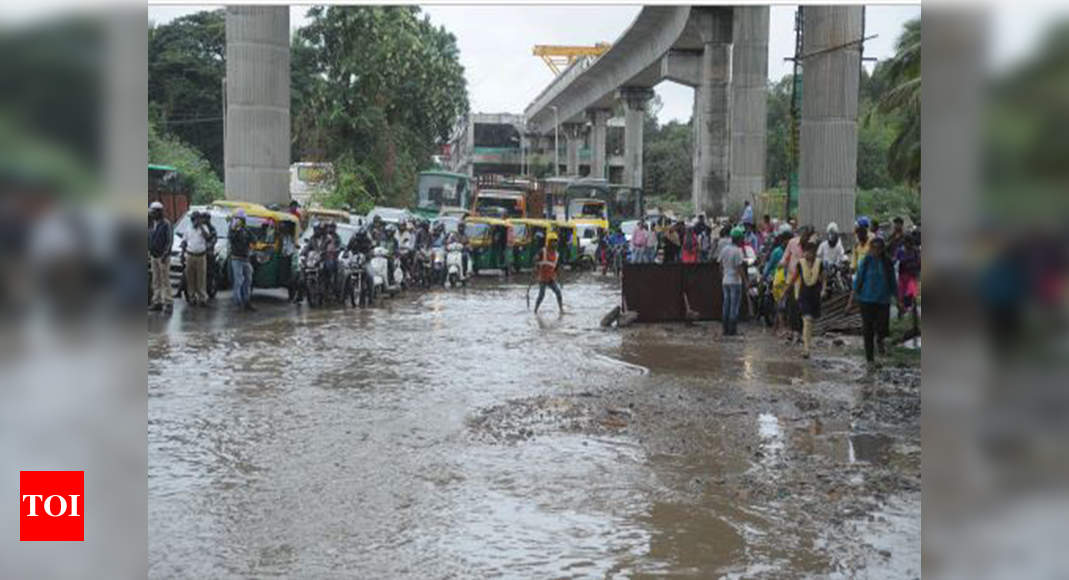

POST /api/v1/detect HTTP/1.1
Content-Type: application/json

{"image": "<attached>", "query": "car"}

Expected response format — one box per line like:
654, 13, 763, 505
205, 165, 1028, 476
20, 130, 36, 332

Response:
366, 206, 412, 226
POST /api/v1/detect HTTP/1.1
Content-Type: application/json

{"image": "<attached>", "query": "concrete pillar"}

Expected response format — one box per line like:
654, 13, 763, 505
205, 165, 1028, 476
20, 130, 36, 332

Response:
465, 113, 475, 177
618, 87, 653, 189
799, 6, 862, 231
730, 6, 769, 206
563, 123, 583, 176
587, 109, 611, 180
225, 6, 290, 205
692, 8, 733, 218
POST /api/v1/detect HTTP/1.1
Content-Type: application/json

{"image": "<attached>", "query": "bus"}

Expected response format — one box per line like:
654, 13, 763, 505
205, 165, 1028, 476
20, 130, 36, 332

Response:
289, 162, 335, 206
413, 170, 473, 219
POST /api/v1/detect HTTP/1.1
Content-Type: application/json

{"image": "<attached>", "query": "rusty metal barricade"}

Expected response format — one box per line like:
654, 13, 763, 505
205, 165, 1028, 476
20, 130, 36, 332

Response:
622, 262, 747, 322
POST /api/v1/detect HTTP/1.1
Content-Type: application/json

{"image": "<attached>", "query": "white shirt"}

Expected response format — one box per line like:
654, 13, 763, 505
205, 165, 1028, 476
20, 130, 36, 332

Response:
817, 239, 845, 265
185, 224, 209, 254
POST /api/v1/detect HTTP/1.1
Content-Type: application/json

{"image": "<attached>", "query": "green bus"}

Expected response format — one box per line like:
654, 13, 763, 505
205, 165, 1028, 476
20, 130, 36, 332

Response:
413, 170, 473, 219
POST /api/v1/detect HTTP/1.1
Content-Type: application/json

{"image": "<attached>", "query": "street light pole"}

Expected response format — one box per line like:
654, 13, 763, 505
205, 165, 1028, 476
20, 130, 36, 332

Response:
551, 105, 560, 177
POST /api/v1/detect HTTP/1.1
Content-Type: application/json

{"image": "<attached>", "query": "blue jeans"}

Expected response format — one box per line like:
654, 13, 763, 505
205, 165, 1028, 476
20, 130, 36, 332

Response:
231, 258, 253, 306
722, 283, 742, 335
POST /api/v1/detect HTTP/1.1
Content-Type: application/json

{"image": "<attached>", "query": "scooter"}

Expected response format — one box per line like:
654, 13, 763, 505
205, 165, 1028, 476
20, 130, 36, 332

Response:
430, 245, 446, 286
445, 242, 468, 288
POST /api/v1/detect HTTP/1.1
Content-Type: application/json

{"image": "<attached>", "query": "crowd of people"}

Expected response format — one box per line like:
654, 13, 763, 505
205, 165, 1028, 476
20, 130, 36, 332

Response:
591, 199, 922, 364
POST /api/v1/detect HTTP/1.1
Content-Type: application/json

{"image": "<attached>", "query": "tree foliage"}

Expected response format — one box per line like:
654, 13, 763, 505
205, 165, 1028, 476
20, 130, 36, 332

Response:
643, 120, 692, 200
873, 17, 921, 188
292, 6, 469, 208
148, 10, 225, 179
148, 117, 223, 205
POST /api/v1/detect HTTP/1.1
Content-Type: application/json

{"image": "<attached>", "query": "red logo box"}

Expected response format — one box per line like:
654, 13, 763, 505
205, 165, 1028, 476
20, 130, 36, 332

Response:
19, 471, 84, 541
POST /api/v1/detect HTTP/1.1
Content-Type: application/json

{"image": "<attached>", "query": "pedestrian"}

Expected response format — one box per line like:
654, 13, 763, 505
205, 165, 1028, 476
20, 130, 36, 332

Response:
681, 225, 699, 264
663, 221, 682, 263
895, 231, 921, 332
630, 221, 650, 263
887, 216, 907, 257
720, 226, 747, 336
760, 214, 774, 243
148, 201, 173, 312
744, 221, 761, 255
740, 200, 754, 226
533, 232, 563, 314
694, 213, 711, 240
847, 236, 900, 364
182, 211, 212, 306
228, 209, 255, 312
788, 241, 826, 359
783, 225, 814, 342
851, 217, 872, 272
870, 219, 882, 240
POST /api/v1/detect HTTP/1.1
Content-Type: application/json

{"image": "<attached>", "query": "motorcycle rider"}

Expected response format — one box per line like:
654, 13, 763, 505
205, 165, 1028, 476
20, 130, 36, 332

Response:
431, 221, 448, 247
451, 221, 471, 278
369, 214, 387, 244
323, 222, 343, 294
816, 222, 846, 269
347, 225, 373, 257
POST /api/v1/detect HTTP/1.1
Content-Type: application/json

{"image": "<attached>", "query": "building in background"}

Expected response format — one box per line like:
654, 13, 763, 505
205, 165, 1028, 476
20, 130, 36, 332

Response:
447, 112, 625, 180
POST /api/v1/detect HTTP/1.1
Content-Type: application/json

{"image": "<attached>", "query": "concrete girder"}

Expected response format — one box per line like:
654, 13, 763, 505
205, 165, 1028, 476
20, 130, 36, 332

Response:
524, 6, 692, 134
618, 87, 654, 189
799, 6, 862, 232
224, 6, 290, 205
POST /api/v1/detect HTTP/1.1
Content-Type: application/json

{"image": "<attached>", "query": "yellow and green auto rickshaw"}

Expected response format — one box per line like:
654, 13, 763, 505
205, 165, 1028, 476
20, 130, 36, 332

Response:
551, 221, 580, 267
302, 207, 351, 229
209, 199, 267, 213
508, 218, 552, 271
224, 207, 303, 299
465, 216, 512, 275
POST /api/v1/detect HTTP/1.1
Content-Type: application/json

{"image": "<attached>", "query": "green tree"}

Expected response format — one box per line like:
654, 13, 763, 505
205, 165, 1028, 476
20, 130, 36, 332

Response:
148, 116, 224, 205
292, 6, 469, 207
643, 120, 692, 200
148, 10, 226, 179
765, 75, 794, 190
874, 17, 921, 187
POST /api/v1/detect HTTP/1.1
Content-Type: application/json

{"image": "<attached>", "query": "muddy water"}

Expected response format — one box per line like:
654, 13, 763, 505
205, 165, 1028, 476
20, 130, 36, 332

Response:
149, 275, 919, 577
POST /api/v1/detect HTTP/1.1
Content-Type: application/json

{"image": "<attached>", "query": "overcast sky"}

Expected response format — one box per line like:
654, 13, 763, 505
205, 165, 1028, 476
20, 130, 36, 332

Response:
150, 4, 948, 124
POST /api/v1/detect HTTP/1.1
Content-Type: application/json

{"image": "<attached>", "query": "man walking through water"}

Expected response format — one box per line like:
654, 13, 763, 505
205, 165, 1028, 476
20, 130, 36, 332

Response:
533, 231, 563, 314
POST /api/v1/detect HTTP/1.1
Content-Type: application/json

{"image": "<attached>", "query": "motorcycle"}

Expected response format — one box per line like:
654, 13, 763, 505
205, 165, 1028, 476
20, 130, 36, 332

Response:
342, 250, 370, 308
300, 249, 325, 307
445, 242, 468, 288
824, 255, 852, 296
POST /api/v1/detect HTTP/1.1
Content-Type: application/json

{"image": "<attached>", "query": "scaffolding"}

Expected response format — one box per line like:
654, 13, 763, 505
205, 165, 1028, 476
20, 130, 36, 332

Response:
532, 43, 611, 75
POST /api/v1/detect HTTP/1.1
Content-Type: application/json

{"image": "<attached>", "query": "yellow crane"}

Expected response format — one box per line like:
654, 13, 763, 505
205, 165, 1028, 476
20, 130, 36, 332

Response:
533, 43, 611, 75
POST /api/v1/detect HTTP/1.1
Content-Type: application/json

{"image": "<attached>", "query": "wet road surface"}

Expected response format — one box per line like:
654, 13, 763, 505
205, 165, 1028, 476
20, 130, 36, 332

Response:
149, 274, 920, 578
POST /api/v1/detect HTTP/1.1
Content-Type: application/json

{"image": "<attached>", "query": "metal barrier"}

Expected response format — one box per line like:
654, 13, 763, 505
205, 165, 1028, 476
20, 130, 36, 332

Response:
622, 263, 746, 322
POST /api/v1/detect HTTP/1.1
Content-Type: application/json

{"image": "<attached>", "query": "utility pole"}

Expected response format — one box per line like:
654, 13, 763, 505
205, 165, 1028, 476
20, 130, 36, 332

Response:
551, 105, 560, 176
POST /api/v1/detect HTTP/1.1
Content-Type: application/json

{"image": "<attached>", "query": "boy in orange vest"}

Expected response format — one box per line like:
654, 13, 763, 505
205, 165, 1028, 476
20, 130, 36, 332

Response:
534, 232, 563, 314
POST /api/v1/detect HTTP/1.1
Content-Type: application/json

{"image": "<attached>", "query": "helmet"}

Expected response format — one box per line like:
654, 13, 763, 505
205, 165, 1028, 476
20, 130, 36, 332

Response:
778, 223, 793, 235
233, 208, 246, 220
313, 222, 325, 234
827, 222, 839, 234
373, 215, 383, 224
546, 233, 558, 244
457, 222, 466, 231
856, 216, 870, 229
730, 226, 745, 240
149, 201, 164, 211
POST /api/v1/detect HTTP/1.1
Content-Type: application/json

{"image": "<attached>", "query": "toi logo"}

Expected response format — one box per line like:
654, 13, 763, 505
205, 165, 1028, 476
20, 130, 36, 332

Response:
19, 471, 83, 541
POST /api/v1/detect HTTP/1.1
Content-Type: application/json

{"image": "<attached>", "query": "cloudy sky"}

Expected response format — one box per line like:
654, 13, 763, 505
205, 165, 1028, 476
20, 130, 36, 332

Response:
149, 3, 998, 125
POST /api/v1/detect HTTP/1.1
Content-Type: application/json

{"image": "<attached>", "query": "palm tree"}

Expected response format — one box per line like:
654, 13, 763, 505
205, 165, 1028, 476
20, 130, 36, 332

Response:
876, 17, 921, 188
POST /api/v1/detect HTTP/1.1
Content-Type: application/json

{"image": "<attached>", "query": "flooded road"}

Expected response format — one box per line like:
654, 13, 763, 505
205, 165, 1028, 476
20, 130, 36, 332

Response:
149, 274, 920, 578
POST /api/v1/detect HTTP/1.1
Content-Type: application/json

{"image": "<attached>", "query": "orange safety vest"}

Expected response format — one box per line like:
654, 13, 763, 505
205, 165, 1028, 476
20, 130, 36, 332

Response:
536, 247, 558, 283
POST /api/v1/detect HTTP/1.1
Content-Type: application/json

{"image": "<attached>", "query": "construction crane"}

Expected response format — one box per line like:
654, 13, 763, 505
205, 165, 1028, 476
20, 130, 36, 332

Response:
533, 43, 611, 75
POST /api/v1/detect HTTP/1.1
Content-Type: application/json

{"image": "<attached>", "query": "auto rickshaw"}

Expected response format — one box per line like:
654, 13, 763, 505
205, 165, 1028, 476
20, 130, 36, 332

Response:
507, 218, 552, 271
303, 207, 351, 228
465, 216, 512, 275
223, 207, 302, 299
209, 200, 267, 213
551, 221, 580, 267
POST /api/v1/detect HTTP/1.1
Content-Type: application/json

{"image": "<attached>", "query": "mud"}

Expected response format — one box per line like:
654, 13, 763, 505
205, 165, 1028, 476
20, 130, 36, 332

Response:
149, 273, 919, 578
